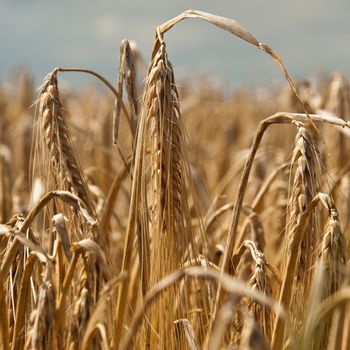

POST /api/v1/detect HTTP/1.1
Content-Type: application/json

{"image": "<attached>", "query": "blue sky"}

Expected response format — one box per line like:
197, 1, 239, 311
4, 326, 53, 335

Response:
1, 0, 349, 89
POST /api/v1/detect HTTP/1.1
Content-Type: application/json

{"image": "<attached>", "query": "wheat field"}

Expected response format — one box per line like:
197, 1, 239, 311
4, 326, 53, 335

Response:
1, 10, 350, 350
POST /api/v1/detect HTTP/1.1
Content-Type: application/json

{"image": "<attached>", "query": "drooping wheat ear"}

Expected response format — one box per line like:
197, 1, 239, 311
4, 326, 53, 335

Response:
67, 254, 92, 350
134, 39, 203, 349
29, 268, 56, 350
284, 121, 321, 329
243, 241, 274, 344
301, 195, 346, 350
321, 73, 350, 168
322, 73, 350, 118
319, 200, 346, 296
38, 70, 94, 216
114, 39, 138, 144
225, 240, 276, 347
318, 199, 346, 350
147, 42, 190, 277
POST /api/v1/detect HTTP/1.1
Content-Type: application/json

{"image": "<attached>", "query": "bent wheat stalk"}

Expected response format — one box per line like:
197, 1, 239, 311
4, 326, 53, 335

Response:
121, 266, 289, 350
216, 113, 350, 328
155, 9, 314, 121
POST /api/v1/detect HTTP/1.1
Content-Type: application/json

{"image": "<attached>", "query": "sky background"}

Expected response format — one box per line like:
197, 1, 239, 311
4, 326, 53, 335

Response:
1, 0, 349, 90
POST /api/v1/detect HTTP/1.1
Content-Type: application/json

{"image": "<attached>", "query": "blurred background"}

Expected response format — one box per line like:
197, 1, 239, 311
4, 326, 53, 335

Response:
0, 0, 349, 90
